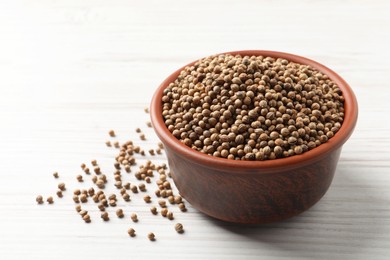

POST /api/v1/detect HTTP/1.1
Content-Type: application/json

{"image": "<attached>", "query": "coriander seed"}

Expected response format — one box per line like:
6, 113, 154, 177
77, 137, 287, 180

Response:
36, 195, 44, 204
130, 213, 138, 222
53, 172, 59, 178
128, 228, 136, 237
116, 209, 124, 218
108, 130, 116, 137
147, 232, 155, 241
58, 182, 66, 191
175, 223, 184, 233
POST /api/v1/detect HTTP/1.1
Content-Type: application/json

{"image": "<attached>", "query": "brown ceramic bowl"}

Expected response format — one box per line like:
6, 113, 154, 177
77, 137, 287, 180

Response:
150, 50, 358, 224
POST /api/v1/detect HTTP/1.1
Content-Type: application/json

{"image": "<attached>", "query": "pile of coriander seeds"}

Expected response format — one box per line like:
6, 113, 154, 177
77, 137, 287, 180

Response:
162, 54, 345, 160
36, 108, 185, 241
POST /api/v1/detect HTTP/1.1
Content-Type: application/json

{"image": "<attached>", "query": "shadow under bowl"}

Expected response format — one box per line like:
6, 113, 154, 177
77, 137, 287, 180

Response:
150, 50, 358, 224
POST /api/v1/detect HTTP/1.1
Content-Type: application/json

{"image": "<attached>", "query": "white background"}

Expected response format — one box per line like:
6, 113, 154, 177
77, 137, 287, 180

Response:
0, 0, 390, 259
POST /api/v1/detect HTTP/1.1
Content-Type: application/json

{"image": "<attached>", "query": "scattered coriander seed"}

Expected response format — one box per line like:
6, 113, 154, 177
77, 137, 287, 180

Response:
96, 180, 105, 189
161, 208, 168, 217
124, 165, 131, 173
83, 214, 91, 223
122, 193, 131, 202
143, 195, 151, 203
76, 175, 83, 182
138, 183, 146, 192
81, 163, 86, 170
144, 107, 149, 113
101, 212, 110, 221
156, 148, 162, 154
147, 232, 155, 241
123, 182, 131, 190
130, 213, 138, 222
80, 194, 88, 203
98, 203, 106, 211
174, 195, 182, 204
88, 187, 95, 196
75, 205, 82, 212
158, 142, 164, 149
74, 189, 81, 195
150, 206, 158, 215
79, 210, 88, 217
58, 183, 66, 191
36, 195, 44, 204
113, 141, 120, 148
145, 177, 151, 183
73, 195, 80, 203
91, 160, 97, 166
128, 228, 136, 237
179, 203, 187, 212
167, 211, 174, 220
130, 185, 138, 193
168, 196, 174, 204
146, 121, 152, 128
105, 141, 112, 147
84, 167, 90, 174
148, 149, 155, 156
158, 200, 166, 208
109, 199, 117, 207
56, 190, 63, 198
175, 223, 184, 234
116, 209, 124, 218
140, 134, 146, 141
94, 167, 101, 174
53, 172, 59, 178
135, 128, 141, 133
108, 130, 116, 137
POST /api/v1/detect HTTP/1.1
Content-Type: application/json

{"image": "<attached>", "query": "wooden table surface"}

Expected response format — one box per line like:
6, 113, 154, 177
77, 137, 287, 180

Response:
1, 0, 390, 259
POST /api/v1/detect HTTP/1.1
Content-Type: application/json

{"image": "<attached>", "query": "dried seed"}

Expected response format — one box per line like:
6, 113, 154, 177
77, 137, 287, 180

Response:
75, 205, 82, 212
76, 175, 83, 182
56, 190, 63, 198
84, 168, 90, 174
122, 193, 131, 202
138, 183, 146, 192
150, 206, 158, 215
135, 128, 141, 133
174, 195, 182, 204
143, 195, 151, 203
96, 180, 105, 189
109, 199, 117, 207
167, 211, 174, 220
128, 228, 136, 237
130, 185, 138, 193
179, 203, 187, 212
81, 163, 86, 170
108, 130, 116, 137
160, 208, 168, 217
130, 213, 138, 222
88, 187, 95, 196
80, 194, 88, 203
83, 214, 91, 223
140, 134, 146, 141
73, 195, 80, 203
58, 183, 66, 191
147, 232, 155, 241
158, 200, 166, 208
113, 141, 120, 148
168, 196, 174, 204
144, 107, 149, 113
53, 172, 59, 178
36, 195, 44, 204
146, 121, 152, 128
94, 167, 101, 175
175, 223, 184, 234
105, 141, 112, 147
79, 210, 88, 217
116, 209, 124, 218
101, 212, 109, 221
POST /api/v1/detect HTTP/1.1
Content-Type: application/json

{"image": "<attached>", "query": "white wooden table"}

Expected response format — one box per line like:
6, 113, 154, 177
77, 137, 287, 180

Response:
1, 1, 390, 259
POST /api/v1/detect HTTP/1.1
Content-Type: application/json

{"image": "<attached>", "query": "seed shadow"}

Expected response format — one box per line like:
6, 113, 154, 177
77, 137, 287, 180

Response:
203, 167, 390, 259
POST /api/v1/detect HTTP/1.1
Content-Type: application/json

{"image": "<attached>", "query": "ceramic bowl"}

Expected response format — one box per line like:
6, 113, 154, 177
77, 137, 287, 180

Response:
150, 50, 358, 224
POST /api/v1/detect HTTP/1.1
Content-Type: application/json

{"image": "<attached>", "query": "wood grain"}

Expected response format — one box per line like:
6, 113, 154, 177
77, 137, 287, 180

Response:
0, 0, 390, 259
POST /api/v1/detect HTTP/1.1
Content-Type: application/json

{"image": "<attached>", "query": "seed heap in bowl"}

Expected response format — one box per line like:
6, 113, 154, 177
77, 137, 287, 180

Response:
162, 54, 345, 160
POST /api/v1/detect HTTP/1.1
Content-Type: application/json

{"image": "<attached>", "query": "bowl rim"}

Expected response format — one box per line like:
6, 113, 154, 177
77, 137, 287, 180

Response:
150, 50, 358, 173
